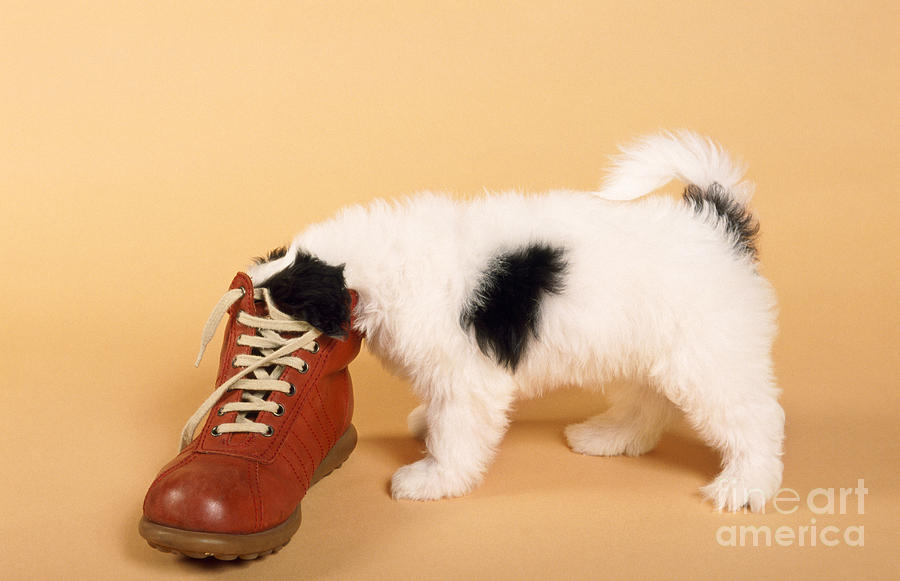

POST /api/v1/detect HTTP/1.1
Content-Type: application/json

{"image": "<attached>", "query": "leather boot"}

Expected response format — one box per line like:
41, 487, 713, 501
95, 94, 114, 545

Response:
140, 272, 362, 560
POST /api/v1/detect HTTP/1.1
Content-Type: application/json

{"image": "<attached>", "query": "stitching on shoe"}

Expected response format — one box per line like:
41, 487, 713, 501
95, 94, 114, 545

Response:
294, 430, 318, 486
255, 349, 327, 463
256, 346, 333, 464
308, 384, 338, 444
299, 408, 326, 460
250, 461, 262, 531
151, 451, 198, 483
309, 341, 340, 441
282, 439, 309, 487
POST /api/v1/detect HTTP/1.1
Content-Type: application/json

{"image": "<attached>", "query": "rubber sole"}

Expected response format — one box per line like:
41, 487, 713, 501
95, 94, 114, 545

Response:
139, 423, 357, 560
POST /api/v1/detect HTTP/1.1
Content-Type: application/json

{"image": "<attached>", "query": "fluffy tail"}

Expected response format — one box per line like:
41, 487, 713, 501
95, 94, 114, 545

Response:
597, 130, 754, 204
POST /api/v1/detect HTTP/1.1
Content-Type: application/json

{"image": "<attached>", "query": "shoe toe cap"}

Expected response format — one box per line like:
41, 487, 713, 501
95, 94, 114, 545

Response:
143, 454, 257, 534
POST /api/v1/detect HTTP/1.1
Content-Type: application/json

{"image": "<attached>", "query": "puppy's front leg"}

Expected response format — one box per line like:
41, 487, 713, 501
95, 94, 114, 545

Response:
391, 377, 515, 500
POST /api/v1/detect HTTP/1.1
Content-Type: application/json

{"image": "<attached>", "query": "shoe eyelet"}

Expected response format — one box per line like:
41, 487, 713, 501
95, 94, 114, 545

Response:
287, 385, 296, 396
310, 342, 320, 354
273, 404, 285, 417
263, 425, 274, 437
231, 357, 238, 368
211, 426, 221, 437
300, 362, 309, 374
217, 407, 225, 416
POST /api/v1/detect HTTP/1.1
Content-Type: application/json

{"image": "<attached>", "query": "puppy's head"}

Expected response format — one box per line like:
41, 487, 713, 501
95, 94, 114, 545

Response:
250, 247, 351, 339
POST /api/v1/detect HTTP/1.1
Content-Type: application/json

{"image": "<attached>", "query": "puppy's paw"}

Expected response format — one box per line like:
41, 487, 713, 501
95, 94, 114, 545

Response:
565, 417, 657, 457
701, 474, 770, 513
390, 458, 472, 501
407, 404, 427, 441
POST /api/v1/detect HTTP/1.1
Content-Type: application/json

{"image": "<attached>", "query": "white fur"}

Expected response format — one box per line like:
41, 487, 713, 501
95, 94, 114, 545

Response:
598, 129, 755, 204
249, 131, 783, 512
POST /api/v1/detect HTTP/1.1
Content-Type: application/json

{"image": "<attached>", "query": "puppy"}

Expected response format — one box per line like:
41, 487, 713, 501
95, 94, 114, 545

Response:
248, 131, 783, 512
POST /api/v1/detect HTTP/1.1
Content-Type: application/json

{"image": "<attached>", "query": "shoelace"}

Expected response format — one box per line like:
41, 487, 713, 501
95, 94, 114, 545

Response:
179, 286, 321, 450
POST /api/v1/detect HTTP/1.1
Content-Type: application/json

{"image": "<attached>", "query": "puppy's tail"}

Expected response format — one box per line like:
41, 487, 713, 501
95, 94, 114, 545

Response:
596, 130, 754, 204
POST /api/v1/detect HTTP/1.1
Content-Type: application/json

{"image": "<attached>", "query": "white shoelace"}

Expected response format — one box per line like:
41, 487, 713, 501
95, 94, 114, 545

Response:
179, 286, 321, 451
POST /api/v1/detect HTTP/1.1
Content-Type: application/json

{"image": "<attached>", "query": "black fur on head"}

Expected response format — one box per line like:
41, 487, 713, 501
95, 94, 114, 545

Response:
257, 249, 351, 338
683, 183, 760, 260
461, 243, 567, 371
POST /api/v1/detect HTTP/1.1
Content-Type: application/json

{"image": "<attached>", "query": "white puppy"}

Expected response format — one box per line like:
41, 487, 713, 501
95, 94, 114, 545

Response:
248, 131, 783, 512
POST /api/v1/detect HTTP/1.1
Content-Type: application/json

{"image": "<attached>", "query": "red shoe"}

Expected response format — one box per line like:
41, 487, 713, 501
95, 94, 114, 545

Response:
140, 272, 362, 560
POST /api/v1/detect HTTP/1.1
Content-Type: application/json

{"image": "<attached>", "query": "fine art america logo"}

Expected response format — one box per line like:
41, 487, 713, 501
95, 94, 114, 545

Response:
715, 479, 868, 548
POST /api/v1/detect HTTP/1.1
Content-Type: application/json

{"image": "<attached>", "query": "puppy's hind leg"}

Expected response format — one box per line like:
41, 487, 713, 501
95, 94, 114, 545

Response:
406, 404, 427, 441
656, 347, 784, 513
566, 384, 677, 457
391, 369, 516, 501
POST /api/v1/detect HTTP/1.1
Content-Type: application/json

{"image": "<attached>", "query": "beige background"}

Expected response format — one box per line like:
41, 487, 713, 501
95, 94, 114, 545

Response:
2, 2, 898, 579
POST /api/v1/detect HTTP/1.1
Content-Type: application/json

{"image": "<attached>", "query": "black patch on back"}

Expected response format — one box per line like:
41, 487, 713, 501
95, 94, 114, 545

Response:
257, 250, 351, 338
252, 245, 288, 265
461, 244, 567, 371
683, 183, 760, 260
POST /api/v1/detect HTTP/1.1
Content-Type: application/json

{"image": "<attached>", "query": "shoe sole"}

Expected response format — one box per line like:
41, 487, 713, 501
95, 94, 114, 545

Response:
139, 423, 357, 560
